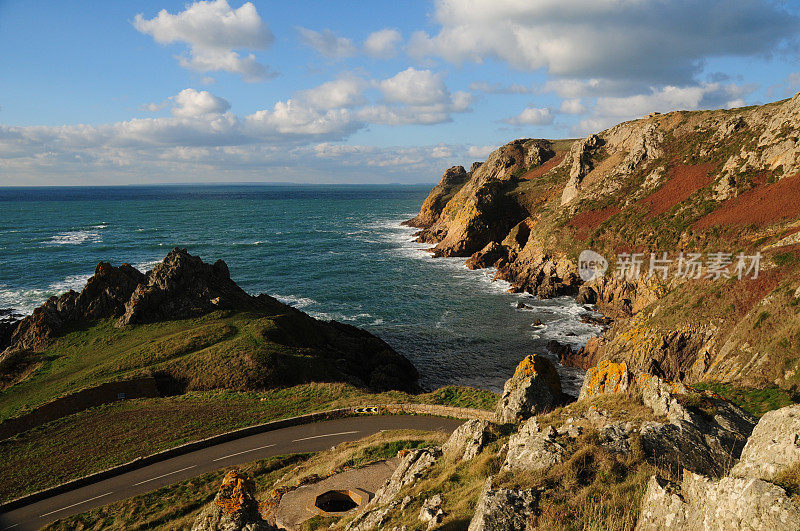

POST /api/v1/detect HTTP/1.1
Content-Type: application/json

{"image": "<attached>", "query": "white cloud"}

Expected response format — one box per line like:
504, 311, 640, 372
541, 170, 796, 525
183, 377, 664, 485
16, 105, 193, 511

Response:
378, 68, 449, 106
409, 0, 798, 86
141, 101, 167, 112
364, 28, 402, 59
559, 99, 586, 114
296, 77, 366, 110
467, 144, 498, 158
297, 28, 357, 60
503, 107, 554, 126
133, 0, 275, 82
574, 82, 757, 134
171, 89, 231, 118
469, 82, 533, 94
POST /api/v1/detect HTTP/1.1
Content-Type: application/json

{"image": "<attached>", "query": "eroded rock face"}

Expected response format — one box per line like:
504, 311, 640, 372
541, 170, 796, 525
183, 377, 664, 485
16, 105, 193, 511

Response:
404, 165, 470, 229
495, 355, 562, 423
369, 448, 441, 508
637, 472, 800, 530
732, 404, 800, 480
191, 471, 276, 531
468, 477, 538, 531
443, 419, 493, 461
560, 134, 601, 205
578, 360, 633, 401
503, 418, 564, 472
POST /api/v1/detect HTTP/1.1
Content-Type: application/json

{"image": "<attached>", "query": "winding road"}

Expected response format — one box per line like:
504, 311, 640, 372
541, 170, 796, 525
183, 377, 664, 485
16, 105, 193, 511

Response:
0, 414, 463, 531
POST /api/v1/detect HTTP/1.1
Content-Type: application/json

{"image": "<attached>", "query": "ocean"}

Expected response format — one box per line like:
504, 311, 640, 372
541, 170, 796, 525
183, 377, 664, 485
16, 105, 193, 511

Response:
0, 185, 597, 394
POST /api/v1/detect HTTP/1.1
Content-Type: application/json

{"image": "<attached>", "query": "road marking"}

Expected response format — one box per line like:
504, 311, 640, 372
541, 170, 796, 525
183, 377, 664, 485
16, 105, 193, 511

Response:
40, 492, 114, 517
292, 430, 358, 442
4, 524, 19, 529
212, 444, 277, 462
132, 465, 197, 486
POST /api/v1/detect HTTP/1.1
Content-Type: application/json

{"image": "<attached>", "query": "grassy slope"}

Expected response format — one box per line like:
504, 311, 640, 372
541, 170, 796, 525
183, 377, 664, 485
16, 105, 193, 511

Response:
0, 382, 497, 503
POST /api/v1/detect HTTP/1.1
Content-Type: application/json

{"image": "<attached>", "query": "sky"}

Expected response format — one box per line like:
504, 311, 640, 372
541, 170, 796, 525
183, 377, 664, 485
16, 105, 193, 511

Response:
1, 0, 800, 186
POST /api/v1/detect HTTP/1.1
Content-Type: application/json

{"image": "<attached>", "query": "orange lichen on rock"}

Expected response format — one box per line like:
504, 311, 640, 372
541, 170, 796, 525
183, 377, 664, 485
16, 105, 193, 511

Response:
513, 354, 561, 394
578, 360, 633, 400
216, 470, 256, 515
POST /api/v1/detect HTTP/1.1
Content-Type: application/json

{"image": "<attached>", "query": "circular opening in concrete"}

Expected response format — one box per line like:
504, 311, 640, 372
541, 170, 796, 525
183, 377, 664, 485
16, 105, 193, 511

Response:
314, 490, 359, 513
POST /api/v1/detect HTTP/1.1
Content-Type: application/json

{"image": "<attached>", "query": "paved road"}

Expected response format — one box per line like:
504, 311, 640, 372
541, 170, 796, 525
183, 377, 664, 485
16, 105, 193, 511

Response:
0, 415, 462, 531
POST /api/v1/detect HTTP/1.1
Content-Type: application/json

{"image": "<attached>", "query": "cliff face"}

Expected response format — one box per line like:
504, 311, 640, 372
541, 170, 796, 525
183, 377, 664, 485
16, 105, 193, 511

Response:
410, 93, 800, 390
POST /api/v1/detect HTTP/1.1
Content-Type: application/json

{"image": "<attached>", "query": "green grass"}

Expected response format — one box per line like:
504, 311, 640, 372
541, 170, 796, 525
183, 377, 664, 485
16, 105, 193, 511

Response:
0, 382, 497, 503
340, 440, 430, 469
692, 382, 799, 417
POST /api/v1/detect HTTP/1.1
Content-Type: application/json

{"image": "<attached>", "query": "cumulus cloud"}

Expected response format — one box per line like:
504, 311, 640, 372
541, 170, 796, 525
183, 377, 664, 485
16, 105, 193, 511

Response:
409, 0, 798, 86
171, 88, 231, 117
364, 28, 402, 58
297, 28, 357, 60
133, 0, 275, 82
467, 144, 498, 158
503, 107, 554, 126
378, 68, 449, 105
559, 99, 586, 114
296, 77, 366, 110
469, 82, 533, 94
574, 82, 757, 134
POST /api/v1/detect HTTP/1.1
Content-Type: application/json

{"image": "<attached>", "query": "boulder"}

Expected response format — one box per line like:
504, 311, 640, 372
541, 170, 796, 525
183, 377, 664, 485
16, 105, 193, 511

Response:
495, 355, 562, 423
504, 418, 564, 472
637, 472, 800, 530
418, 494, 445, 530
191, 471, 276, 531
731, 404, 800, 480
468, 477, 538, 531
369, 447, 441, 508
443, 419, 493, 461
578, 360, 634, 401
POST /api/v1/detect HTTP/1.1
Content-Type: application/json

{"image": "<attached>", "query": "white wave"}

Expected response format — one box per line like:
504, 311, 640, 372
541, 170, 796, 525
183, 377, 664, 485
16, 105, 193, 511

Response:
133, 259, 161, 272
273, 294, 318, 309
0, 272, 92, 315
47, 229, 102, 245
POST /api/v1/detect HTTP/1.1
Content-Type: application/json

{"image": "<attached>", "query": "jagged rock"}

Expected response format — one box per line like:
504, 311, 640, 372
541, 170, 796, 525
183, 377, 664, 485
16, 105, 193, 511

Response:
637, 472, 800, 530
731, 404, 800, 480
346, 500, 399, 531
575, 285, 597, 305
503, 418, 564, 472
404, 166, 470, 229
468, 477, 538, 531
369, 448, 441, 508
560, 134, 601, 205
495, 355, 562, 423
443, 419, 493, 461
599, 422, 633, 454
546, 340, 573, 362
418, 494, 445, 530
191, 471, 276, 531
466, 241, 507, 270
578, 360, 634, 401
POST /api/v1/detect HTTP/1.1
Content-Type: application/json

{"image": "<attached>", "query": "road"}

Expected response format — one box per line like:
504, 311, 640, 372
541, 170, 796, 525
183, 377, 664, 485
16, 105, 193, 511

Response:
0, 414, 463, 531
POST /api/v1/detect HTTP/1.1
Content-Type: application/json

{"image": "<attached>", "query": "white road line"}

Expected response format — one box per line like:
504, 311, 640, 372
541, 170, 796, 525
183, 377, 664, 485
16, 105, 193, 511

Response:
132, 465, 197, 486
292, 430, 358, 442
40, 492, 114, 517
212, 444, 277, 462
4, 524, 19, 529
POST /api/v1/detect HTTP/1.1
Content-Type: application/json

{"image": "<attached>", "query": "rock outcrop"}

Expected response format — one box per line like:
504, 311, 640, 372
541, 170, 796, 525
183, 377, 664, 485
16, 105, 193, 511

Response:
503, 418, 564, 472
731, 404, 800, 480
404, 165, 471, 229
442, 419, 493, 461
468, 477, 538, 531
495, 355, 562, 423
191, 471, 276, 531
637, 471, 800, 530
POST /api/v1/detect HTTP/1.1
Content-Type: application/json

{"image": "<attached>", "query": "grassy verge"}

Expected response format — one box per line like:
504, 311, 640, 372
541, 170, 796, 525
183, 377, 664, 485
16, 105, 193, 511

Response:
0, 382, 497, 503
43, 430, 445, 531
691, 382, 799, 417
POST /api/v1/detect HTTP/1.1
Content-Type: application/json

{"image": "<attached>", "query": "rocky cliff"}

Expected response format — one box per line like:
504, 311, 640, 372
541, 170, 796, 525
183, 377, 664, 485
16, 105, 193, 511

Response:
0, 248, 418, 393
409, 93, 800, 391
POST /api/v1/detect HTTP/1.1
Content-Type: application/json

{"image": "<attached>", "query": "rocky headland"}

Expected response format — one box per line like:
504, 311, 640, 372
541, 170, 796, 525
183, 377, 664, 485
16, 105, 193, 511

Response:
0, 248, 419, 398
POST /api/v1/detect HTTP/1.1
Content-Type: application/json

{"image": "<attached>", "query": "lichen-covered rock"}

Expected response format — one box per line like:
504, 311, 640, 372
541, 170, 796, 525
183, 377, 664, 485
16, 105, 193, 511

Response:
578, 360, 633, 401
369, 448, 441, 508
418, 494, 444, 530
495, 355, 562, 423
345, 500, 399, 531
468, 477, 538, 531
560, 134, 601, 205
732, 404, 800, 480
503, 418, 564, 472
637, 472, 800, 530
191, 471, 276, 531
443, 419, 493, 461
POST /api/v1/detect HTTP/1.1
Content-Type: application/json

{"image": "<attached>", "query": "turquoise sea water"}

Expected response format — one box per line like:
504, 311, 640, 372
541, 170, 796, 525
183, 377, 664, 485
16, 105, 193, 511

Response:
0, 185, 596, 393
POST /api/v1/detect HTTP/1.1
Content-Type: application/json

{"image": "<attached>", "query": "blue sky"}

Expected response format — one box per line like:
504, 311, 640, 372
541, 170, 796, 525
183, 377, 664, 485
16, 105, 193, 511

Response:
1, 0, 799, 185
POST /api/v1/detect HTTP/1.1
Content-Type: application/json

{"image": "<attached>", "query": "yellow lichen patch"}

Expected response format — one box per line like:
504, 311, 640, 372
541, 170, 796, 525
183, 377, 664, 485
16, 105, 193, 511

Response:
514, 355, 541, 379
215, 470, 255, 515
584, 360, 631, 397
513, 354, 562, 394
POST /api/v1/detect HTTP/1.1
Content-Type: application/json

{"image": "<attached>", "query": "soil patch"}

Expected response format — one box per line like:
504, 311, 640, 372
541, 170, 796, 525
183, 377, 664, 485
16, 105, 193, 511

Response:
521, 153, 566, 180
569, 206, 621, 240
694, 172, 800, 230
639, 163, 716, 217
